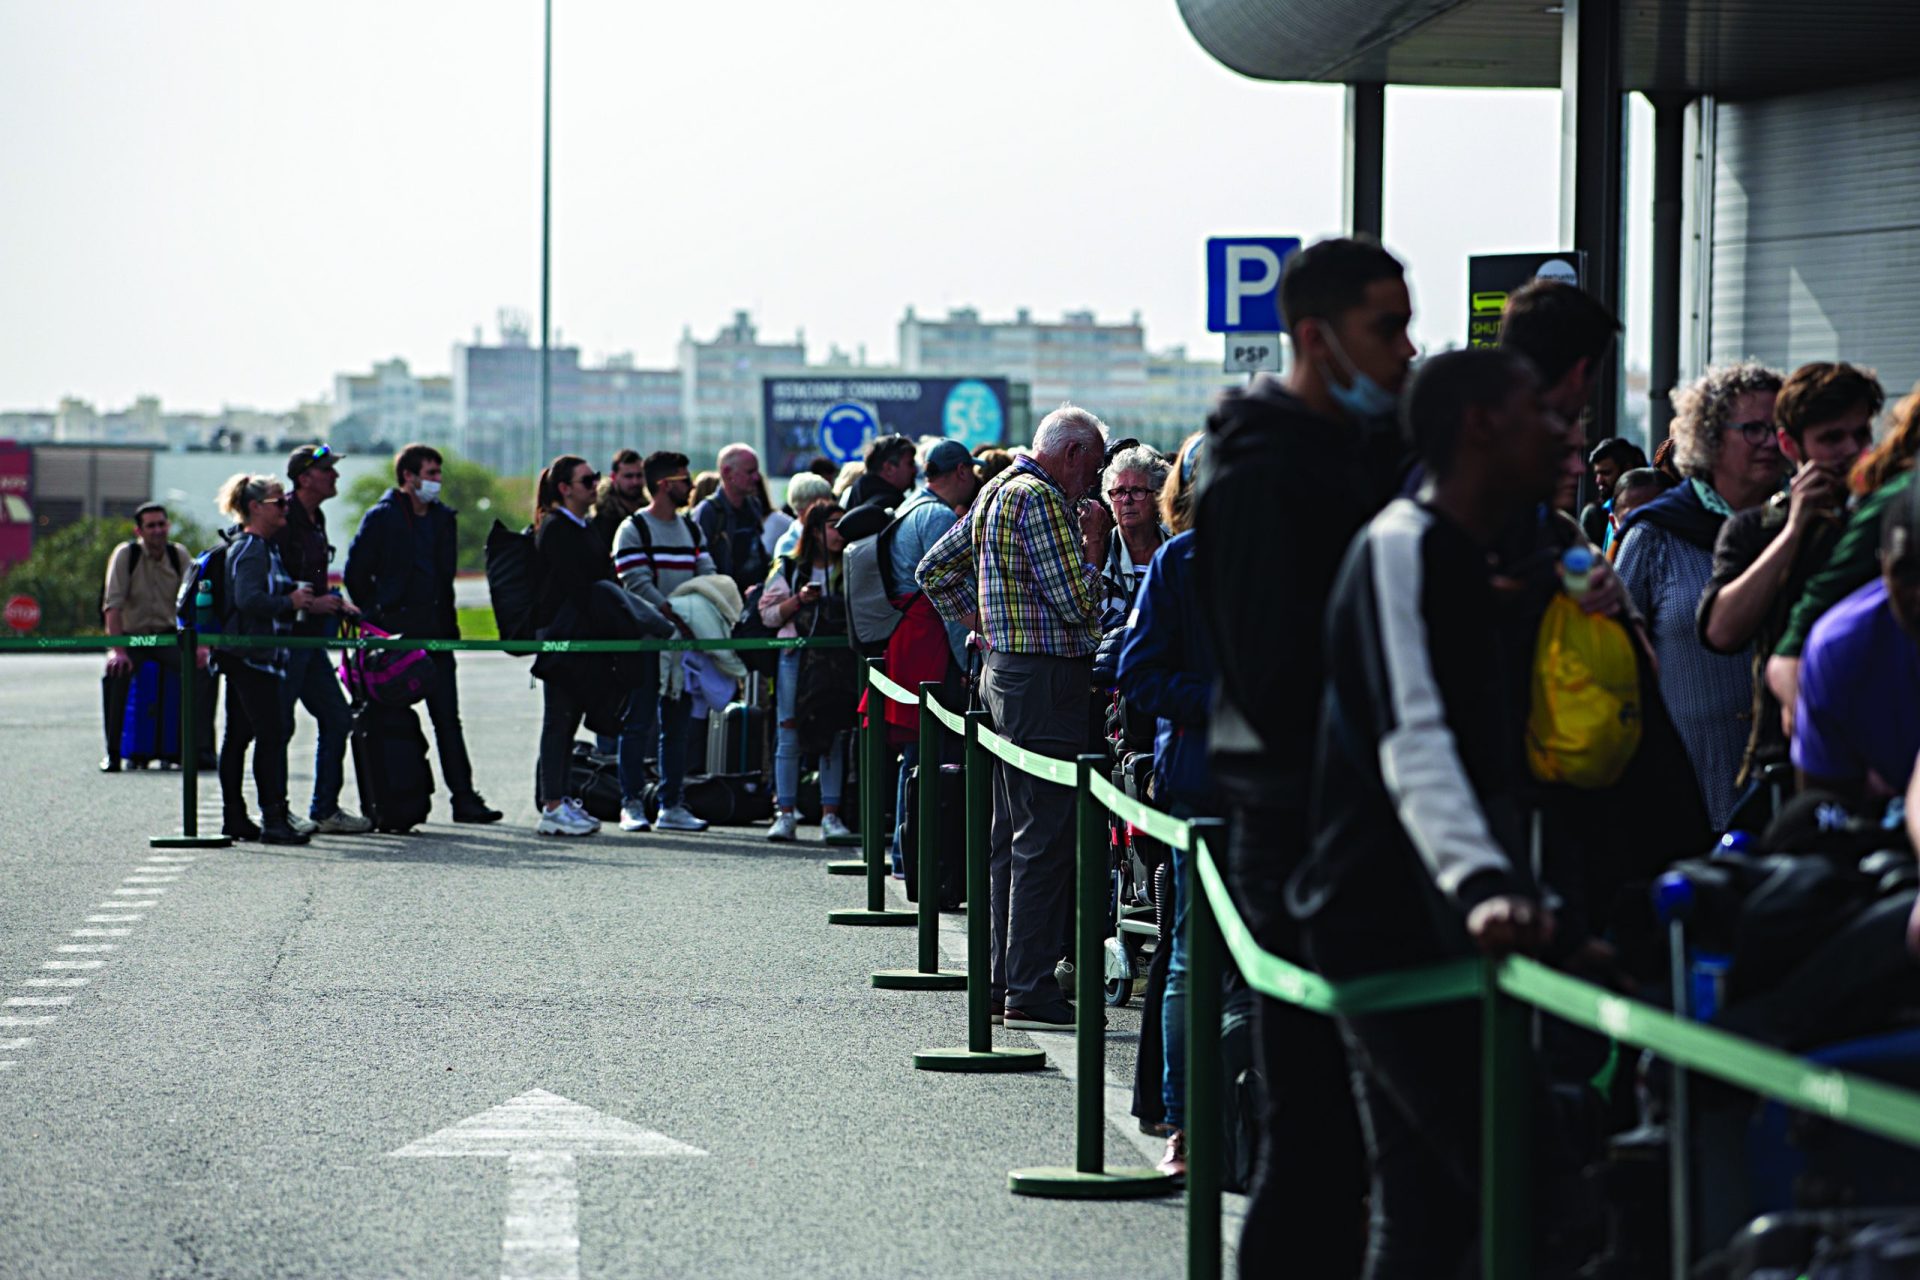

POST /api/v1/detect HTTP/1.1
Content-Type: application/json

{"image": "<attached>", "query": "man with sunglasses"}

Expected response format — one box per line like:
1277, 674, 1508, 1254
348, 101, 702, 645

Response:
1698, 363, 1883, 797
344, 443, 503, 824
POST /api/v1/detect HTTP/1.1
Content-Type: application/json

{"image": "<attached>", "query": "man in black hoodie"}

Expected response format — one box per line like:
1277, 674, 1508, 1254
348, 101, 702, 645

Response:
1196, 236, 1414, 1275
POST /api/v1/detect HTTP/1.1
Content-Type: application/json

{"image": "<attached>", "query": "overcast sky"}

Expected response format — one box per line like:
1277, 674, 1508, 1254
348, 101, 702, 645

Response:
0, 1, 1652, 413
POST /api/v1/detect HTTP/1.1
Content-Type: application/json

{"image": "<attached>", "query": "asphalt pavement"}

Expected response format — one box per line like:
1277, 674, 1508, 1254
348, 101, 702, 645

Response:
0, 651, 1204, 1279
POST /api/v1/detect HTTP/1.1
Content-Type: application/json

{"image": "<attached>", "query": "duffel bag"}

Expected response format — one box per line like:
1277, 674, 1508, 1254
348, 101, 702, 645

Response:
339, 619, 437, 708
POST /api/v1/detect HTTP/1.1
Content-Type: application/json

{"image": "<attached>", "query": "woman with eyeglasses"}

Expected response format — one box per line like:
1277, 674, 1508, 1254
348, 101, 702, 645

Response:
1615, 361, 1786, 830
760, 500, 857, 844
531, 454, 618, 837
1096, 445, 1173, 618
216, 473, 343, 845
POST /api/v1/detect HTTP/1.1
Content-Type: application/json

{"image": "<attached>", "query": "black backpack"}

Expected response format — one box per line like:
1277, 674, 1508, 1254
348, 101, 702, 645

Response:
173, 536, 233, 635
485, 520, 538, 641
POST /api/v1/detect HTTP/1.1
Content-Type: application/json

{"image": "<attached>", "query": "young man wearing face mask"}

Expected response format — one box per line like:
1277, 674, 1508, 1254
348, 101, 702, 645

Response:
343, 443, 502, 824
1193, 236, 1415, 1278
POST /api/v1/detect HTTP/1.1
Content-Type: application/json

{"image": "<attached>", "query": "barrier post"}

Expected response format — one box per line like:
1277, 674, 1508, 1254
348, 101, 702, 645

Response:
872, 682, 963, 989
1185, 819, 1227, 1280
827, 658, 913, 927
150, 626, 229, 850
1481, 959, 1532, 1279
914, 709, 1044, 1072
1009, 754, 1176, 1199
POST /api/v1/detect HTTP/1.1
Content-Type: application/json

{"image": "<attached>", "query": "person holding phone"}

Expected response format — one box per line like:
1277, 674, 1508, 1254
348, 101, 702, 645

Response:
759, 501, 855, 843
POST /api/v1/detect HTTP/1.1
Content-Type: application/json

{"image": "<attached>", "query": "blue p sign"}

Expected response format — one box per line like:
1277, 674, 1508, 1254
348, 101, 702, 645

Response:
1207, 237, 1300, 333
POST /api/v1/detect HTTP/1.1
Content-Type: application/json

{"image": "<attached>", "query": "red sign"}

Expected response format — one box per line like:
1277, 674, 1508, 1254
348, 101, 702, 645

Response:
5, 595, 39, 632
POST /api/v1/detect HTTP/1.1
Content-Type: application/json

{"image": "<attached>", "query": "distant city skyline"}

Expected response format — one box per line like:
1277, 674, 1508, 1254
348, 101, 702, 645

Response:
0, 2, 1656, 415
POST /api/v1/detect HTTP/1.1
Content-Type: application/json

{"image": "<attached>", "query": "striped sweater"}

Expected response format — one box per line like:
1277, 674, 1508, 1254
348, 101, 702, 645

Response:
613, 510, 719, 609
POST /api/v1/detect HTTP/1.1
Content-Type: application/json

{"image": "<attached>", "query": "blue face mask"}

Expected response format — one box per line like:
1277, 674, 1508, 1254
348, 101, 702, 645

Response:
1319, 329, 1399, 421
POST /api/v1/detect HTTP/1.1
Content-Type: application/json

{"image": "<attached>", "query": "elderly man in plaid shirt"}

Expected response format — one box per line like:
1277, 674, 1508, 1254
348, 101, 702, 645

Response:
918, 404, 1113, 1029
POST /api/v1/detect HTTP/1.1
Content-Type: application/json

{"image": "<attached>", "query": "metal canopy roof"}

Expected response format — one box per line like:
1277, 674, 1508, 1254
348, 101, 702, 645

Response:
1177, 0, 1920, 97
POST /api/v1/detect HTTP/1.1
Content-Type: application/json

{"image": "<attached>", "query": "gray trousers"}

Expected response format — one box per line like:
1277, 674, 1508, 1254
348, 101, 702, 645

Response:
981, 649, 1091, 1016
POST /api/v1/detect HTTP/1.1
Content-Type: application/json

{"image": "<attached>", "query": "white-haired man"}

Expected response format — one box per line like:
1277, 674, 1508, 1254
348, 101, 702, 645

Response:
919, 404, 1112, 1029
692, 443, 769, 594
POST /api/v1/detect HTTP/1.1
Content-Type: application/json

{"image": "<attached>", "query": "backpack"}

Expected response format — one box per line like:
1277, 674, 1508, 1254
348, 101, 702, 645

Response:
336, 619, 437, 708
1525, 593, 1643, 788
732, 574, 783, 677
843, 493, 941, 657
484, 519, 539, 641
173, 536, 234, 635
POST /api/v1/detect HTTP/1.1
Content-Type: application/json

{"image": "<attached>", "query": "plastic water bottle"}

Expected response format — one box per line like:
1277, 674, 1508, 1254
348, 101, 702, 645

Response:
1559, 545, 1594, 601
193, 578, 214, 632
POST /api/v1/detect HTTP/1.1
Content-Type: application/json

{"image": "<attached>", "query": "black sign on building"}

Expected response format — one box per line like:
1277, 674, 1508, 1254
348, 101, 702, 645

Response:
1466, 251, 1588, 348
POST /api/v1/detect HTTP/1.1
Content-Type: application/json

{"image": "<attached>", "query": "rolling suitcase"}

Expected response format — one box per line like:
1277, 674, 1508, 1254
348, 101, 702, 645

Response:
706, 680, 769, 777
350, 702, 434, 832
901, 763, 966, 909
118, 659, 182, 767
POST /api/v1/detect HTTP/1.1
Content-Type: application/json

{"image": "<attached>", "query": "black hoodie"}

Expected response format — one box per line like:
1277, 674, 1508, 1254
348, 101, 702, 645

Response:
1196, 376, 1404, 814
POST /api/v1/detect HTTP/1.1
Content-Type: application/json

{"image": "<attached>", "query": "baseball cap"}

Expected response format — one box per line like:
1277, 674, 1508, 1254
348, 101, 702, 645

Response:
923, 440, 984, 478
287, 443, 342, 482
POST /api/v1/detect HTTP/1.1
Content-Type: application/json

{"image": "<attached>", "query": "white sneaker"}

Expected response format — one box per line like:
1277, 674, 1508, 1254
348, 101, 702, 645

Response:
315, 809, 373, 835
820, 813, 854, 842
619, 802, 651, 832
566, 798, 602, 832
766, 811, 799, 842
288, 814, 318, 836
537, 804, 596, 837
655, 803, 709, 833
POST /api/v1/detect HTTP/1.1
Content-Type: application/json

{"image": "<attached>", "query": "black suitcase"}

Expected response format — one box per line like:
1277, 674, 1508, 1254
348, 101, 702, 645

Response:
118, 660, 182, 766
646, 773, 773, 826
350, 702, 434, 832
707, 700, 770, 776
901, 763, 965, 909
568, 742, 623, 823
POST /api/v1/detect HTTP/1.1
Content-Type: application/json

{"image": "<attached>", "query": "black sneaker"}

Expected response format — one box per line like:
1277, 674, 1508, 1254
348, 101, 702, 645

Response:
260, 818, 310, 846
1004, 1005, 1076, 1031
100, 756, 122, 774
223, 816, 262, 842
452, 794, 504, 824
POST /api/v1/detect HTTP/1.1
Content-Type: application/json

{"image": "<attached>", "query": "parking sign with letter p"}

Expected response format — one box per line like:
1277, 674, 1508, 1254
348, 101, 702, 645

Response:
1207, 237, 1301, 333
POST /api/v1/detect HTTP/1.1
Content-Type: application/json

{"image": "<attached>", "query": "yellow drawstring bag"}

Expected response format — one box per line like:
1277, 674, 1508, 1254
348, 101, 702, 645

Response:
1526, 590, 1643, 788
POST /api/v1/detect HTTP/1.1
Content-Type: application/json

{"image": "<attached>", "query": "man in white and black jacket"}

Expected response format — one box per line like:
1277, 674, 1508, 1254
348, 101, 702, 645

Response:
1294, 347, 1585, 1276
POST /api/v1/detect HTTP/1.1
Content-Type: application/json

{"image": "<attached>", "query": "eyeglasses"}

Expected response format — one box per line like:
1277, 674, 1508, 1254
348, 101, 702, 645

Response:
1722, 419, 1776, 446
572, 471, 600, 489
1107, 486, 1155, 503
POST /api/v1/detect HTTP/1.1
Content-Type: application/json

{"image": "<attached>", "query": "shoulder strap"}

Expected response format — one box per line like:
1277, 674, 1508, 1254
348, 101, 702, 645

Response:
681, 515, 703, 551
117, 541, 141, 581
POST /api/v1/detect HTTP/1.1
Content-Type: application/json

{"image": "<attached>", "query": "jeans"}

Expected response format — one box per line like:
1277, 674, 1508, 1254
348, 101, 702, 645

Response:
1161, 838, 1192, 1128
219, 664, 291, 823
617, 654, 692, 811
774, 648, 844, 811
891, 741, 919, 871
281, 645, 352, 820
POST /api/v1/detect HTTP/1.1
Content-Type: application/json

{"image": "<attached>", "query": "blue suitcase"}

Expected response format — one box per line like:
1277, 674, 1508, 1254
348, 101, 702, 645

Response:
119, 660, 181, 766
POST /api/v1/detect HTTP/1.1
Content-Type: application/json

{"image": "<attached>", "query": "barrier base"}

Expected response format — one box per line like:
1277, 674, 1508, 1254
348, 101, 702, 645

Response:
1008, 1166, 1178, 1199
871, 968, 965, 991
149, 835, 232, 849
825, 859, 866, 876
827, 908, 916, 927
824, 832, 862, 848
914, 1046, 1047, 1073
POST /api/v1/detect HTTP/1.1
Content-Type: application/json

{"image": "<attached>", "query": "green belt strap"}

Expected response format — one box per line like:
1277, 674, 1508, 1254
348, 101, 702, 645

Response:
867, 666, 917, 706
974, 725, 1076, 786
1088, 771, 1190, 851
0, 633, 849, 654
923, 696, 967, 738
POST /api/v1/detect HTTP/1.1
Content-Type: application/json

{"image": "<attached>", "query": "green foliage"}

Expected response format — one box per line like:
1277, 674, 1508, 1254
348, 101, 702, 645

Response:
455, 605, 499, 640
343, 452, 509, 573
0, 513, 214, 637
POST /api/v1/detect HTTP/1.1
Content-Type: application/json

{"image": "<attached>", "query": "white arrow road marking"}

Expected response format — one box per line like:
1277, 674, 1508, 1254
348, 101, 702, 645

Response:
390, 1088, 706, 1280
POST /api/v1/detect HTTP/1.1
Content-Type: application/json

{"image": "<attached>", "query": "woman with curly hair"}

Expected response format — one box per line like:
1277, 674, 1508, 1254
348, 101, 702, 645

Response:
1616, 361, 1785, 829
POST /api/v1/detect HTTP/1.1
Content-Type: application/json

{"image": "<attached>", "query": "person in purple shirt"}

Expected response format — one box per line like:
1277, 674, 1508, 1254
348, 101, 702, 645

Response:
1793, 484, 1920, 803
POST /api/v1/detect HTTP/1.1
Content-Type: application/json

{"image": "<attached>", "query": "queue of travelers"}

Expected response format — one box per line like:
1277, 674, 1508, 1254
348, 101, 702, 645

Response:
96, 229, 1920, 1274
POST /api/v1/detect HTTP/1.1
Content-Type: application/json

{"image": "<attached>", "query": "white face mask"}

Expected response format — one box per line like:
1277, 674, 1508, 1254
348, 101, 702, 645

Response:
415, 479, 442, 504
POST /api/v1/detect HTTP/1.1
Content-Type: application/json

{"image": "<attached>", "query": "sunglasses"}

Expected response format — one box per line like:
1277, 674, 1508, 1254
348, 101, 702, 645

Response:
265, 495, 290, 510
571, 471, 601, 488
655, 474, 692, 486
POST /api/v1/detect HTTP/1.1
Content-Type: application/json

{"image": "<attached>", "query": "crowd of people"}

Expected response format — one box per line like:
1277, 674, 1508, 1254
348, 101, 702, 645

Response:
92, 231, 1920, 1273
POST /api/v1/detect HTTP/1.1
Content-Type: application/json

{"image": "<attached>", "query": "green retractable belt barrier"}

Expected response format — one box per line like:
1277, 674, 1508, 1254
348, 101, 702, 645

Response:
149, 627, 230, 850
827, 658, 913, 928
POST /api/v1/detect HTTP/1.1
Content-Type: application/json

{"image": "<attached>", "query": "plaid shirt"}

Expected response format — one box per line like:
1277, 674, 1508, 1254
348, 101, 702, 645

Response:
917, 455, 1103, 657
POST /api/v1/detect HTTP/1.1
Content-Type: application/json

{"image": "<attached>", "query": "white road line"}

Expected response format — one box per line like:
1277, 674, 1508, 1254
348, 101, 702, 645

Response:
55, 945, 117, 953
5, 997, 74, 1007
86, 914, 144, 923
112, 887, 165, 896
501, 1153, 580, 1280
70, 928, 133, 938
41, 961, 106, 970
21, 978, 89, 987
145, 856, 197, 863
0, 1038, 31, 1050
0, 1015, 56, 1026
98, 902, 157, 909
121, 876, 180, 884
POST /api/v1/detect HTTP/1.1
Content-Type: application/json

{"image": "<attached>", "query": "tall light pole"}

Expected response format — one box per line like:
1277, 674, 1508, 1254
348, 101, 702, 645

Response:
536, 0, 552, 470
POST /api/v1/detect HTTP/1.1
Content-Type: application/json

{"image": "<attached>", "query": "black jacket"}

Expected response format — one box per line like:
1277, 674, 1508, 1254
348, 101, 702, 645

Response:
532, 509, 615, 634
845, 473, 908, 514
1196, 376, 1402, 812
344, 489, 460, 638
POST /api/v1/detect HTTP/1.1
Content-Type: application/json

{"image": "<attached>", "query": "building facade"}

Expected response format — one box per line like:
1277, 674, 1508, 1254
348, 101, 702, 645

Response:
677, 311, 807, 470
332, 358, 455, 455
899, 307, 1150, 441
